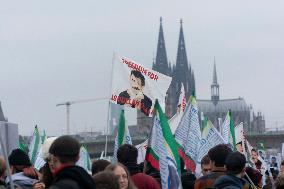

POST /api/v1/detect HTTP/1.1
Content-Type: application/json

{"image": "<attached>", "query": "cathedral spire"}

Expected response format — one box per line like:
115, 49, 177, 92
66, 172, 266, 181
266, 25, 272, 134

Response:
212, 56, 218, 84
176, 18, 188, 70
152, 17, 170, 76
211, 57, 220, 104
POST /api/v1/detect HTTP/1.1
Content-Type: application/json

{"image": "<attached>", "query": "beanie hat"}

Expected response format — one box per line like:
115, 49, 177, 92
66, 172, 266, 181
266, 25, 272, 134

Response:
49, 135, 80, 157
41, 137, 57, 160
8, 148, 31, 166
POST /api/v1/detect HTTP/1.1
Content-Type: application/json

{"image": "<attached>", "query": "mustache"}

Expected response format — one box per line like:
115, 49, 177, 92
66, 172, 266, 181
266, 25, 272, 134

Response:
132, 87, 140, 90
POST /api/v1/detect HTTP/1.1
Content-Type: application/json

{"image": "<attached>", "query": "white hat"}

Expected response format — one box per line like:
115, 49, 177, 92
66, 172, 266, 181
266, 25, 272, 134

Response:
41, 137, 57, 160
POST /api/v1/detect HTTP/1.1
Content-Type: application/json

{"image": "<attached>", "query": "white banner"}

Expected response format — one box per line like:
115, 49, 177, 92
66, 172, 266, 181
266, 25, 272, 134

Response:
197, 119, 225, 162
110, 54, 172, 116
235, 122, 245, 154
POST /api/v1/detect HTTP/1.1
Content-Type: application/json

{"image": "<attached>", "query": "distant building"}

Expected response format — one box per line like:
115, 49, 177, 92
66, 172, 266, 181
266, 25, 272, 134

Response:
137, 18, 196, 136
0, 102, 19, 155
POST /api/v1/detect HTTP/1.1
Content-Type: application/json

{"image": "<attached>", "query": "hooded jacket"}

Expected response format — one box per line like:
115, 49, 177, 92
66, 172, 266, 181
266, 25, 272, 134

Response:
214, 174, 246, 189
49, 165, 96, 189
5, 172, 37, 189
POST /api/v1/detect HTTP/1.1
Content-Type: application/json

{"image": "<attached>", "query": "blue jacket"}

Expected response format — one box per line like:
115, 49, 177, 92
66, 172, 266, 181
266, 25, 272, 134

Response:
214, 174, 246, 189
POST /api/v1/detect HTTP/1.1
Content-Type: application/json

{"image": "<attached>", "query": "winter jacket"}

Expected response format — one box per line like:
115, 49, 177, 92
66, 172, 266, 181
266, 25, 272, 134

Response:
194, 167, 226, 189
213, 174, 247, 189
49, 165, 96, 189
5, 172, 37, 189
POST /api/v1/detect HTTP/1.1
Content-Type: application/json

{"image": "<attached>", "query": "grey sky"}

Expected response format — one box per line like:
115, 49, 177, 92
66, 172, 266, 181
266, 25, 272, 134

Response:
0, 0, 283, 136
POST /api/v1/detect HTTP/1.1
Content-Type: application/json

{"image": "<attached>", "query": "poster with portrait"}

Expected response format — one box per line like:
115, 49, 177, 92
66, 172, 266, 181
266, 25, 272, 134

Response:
110, 54, 172, 116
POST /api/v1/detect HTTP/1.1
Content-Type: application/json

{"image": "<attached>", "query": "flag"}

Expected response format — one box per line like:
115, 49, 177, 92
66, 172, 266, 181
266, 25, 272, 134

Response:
113, 110, 132, 162
221, 110, 236, 150
110, 54, 172, 116
175, 95, 201, 172
169, 83, 187, 133
197, 118, 225, 162
146, 100, 182, 189
19, 141, 28, 153
76, 146, 92, 173
136, 139, 148, 164
34, 130, 48, 170
235, 122, 247, 156
28, 125, 41, 165
41, 130, 47, 144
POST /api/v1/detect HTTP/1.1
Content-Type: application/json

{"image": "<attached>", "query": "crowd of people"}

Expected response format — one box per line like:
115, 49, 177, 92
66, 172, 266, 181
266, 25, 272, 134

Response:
0, 136, 284, 189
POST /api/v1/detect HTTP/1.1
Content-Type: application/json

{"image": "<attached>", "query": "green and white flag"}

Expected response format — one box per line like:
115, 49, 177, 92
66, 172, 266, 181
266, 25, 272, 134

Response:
76, 146, 92, 173
34, 130, 48, 170
113, 110, 132, 162
146, 100, 182, 189
197, 118, 225, 162
28, 125, 41, 165
221, 110, 236, 150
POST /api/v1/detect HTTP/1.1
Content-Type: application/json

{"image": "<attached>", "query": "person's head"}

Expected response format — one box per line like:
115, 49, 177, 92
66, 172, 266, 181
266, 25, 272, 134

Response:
41, 137, 57, 172
271, 156, 277, 164
208, 144, 232, 168
225, 152, 246, 178
129, 70, 145, 95
48, 135, 80, 172
93, 171, 120, 189
201, 155, 211, 176
245, 167, 263, 188
117, 144, 138, 165
275, 174, 284, 189
0, 156, 6, 179
280, 161, 284, 173
181, 172, 196, 189
251, 149, 258, 163
255, 160, 262, 170
92, 159, 111, 175
8, 148, 31, 174
105, 163, 136, 189
236, 142, 243, 153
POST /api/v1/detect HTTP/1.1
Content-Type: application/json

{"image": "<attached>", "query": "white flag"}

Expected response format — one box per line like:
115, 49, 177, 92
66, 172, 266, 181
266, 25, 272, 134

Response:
76, 146, 92, 173
169, 83, 187, 133
136, 139, 148, 164
110, 54, 172, 116
197, 119, 225, 162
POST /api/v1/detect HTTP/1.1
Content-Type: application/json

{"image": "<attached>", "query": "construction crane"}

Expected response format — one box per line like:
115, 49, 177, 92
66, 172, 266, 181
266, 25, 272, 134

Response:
56, 97, 108, 135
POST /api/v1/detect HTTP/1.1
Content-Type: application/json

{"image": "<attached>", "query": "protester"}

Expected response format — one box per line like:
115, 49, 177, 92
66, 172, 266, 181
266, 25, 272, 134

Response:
47, 135, 96, 189
181, 171, 196, 189
275, 174, 284, 189
93, 171, 120, 189
6, 149, 39, 189
91, 159, 111, 175
194, 144, 232, 189
33, 137, 57, 189
0, 156, 6, 189
280, 161, 284, 176
117, 144, 161, 189
244, 167, 262, 189
200, 155, 211, 176
105, 163, 137, 189
214, 152, 247, 189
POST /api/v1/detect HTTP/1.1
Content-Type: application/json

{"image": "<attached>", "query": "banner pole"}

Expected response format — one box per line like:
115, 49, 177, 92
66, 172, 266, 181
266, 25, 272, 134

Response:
0, 123, 15, 189
104, 52, 116, 158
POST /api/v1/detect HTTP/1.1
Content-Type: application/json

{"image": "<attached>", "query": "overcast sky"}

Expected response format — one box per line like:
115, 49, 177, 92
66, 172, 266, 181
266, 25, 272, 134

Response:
0, 0, 283, 136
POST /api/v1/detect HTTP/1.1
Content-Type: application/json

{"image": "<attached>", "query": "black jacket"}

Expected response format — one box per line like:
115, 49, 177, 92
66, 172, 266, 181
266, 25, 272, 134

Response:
214, 174, 246, 189
49, 166, 96, 189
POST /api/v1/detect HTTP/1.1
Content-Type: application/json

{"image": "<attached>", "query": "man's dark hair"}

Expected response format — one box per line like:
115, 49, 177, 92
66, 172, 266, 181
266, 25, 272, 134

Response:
130, 70, 145, 86
49, 135, 80, 163
201, 154, 210, 166
93, 171, 120, 189
251, 148, 258, 154
91, 159, 111, 175
225, 152, 246, 175
117, 144, 138, 165
208, 144, 232, 167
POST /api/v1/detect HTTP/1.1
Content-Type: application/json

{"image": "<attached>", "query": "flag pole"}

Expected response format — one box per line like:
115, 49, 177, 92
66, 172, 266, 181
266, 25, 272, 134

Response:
0, 123, 15, 189
104, 52, 116, 158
